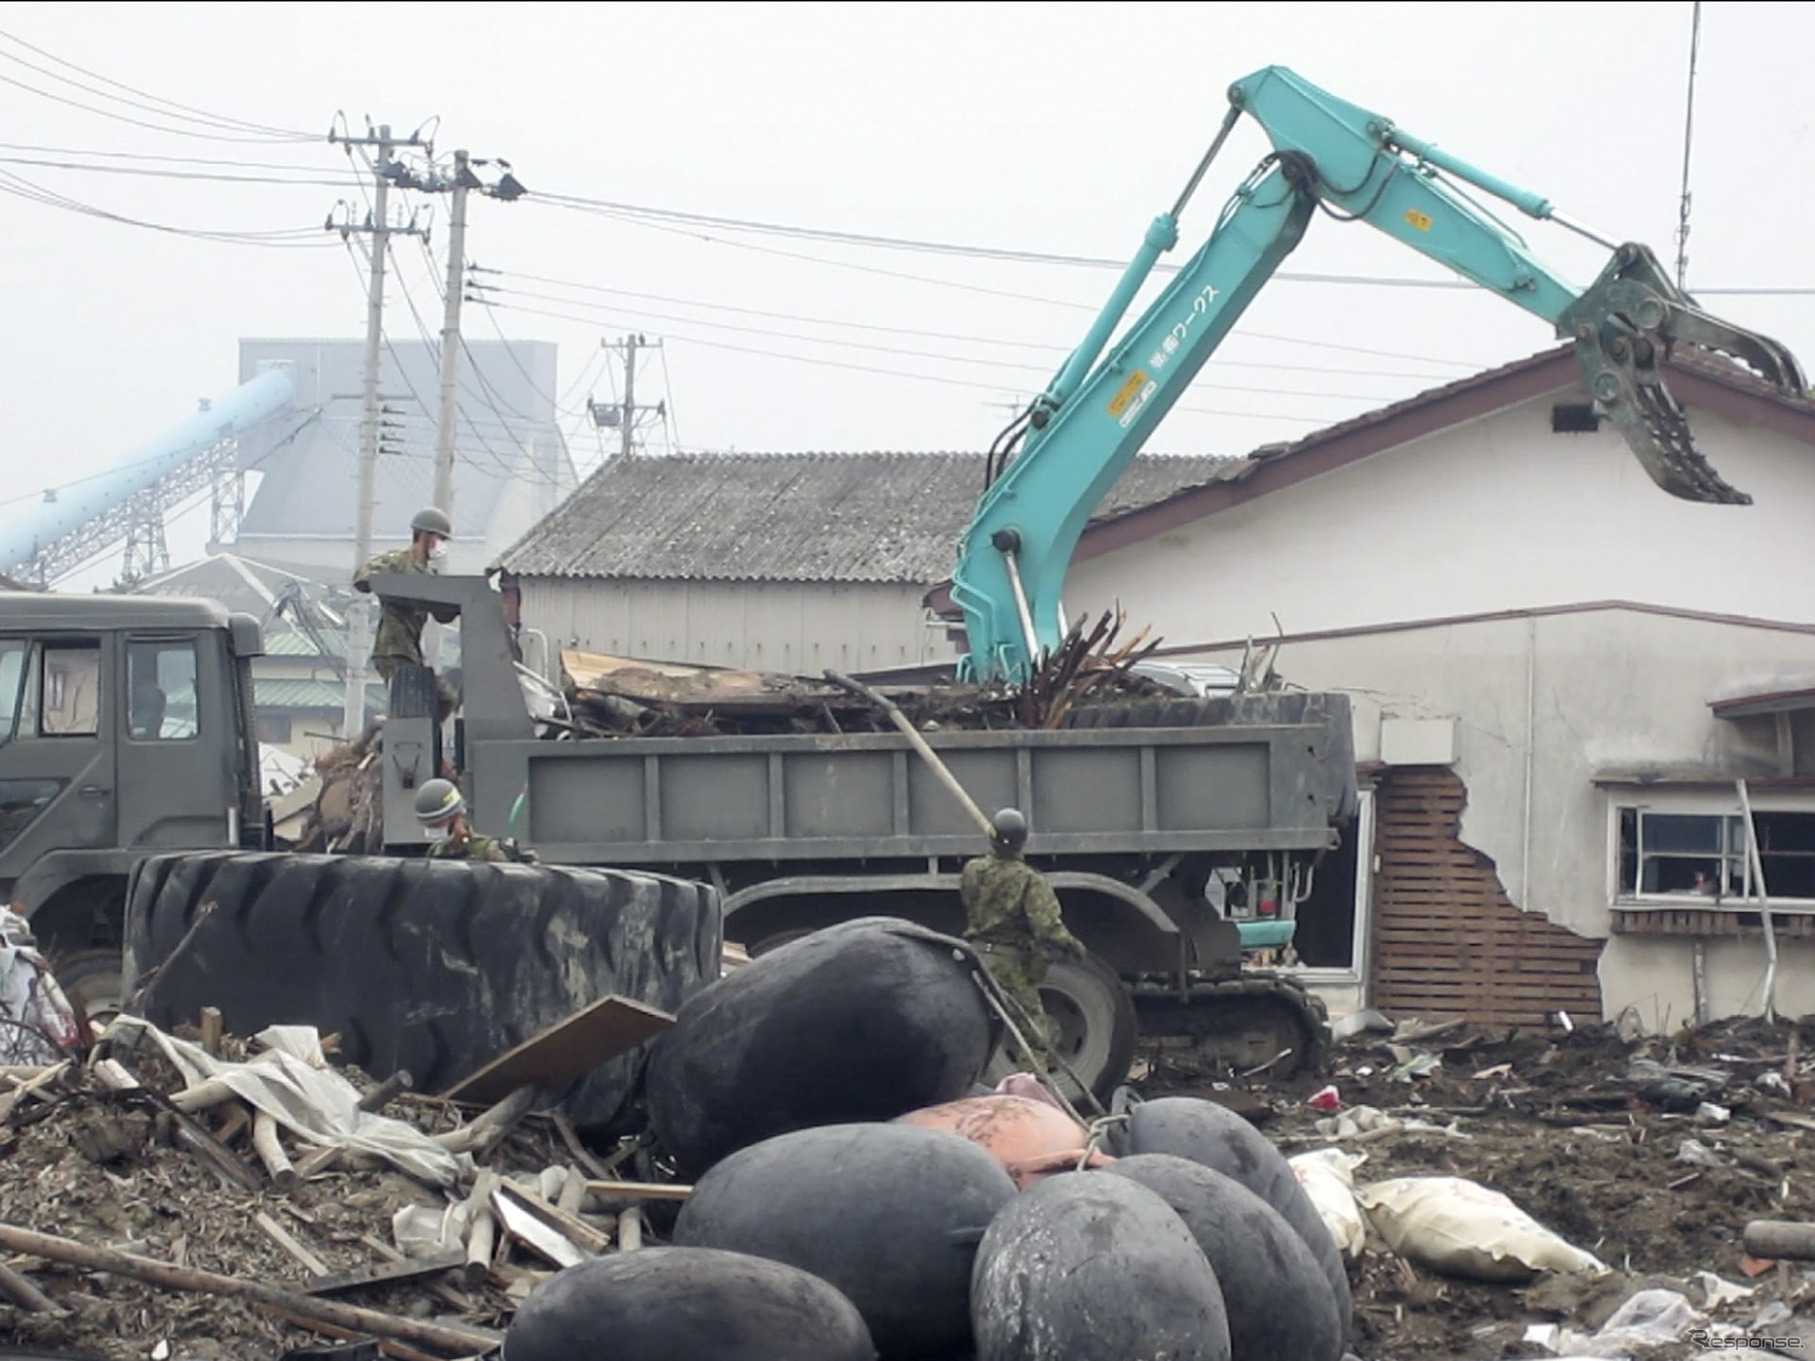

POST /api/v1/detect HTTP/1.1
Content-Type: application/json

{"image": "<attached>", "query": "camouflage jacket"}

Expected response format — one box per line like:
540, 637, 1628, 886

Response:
354, 548, 432, 665
428, 831, 534, 864
960, 854, 1084, 957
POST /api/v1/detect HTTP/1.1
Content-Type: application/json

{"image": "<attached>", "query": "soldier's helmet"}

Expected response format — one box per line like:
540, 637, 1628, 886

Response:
989, 807, 1028, 852
410, 506, 453, 539
414, 777, 465, 826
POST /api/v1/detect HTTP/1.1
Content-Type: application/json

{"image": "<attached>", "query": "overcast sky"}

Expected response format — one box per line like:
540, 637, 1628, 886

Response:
2, 1, 1809, 581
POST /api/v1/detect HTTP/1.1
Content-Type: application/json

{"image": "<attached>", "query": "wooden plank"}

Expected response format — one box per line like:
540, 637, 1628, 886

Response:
442, 995, 675, 1104
305, 1248, 465, 1296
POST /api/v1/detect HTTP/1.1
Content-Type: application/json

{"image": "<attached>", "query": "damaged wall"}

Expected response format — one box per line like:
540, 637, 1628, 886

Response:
1067, 386, 1815, 1026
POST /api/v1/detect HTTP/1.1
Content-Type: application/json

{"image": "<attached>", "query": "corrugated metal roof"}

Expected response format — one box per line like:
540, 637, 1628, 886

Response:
497, 452, 1232, 584
255, 677, 379, 710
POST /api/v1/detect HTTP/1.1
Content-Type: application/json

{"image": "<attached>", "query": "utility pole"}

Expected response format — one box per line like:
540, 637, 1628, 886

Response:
431, 150, 473, 515
326, 120, 427, 737
589, 335, 666, 457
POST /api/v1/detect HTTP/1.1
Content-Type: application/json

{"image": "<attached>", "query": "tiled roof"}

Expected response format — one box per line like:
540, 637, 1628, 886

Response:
496, 452, 1233, 584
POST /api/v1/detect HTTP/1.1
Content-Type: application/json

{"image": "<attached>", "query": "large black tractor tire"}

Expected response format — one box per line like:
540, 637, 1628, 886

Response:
982, 952, 1137, 1105
121, 851, 721, 1131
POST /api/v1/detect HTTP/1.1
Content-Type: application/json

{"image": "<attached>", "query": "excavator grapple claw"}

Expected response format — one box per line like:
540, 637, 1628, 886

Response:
1561, 243, 1807, 506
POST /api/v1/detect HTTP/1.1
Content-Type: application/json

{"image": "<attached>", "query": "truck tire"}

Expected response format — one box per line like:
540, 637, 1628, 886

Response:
983, 952, 1136, 1105
121, 851, 721, 1131
51, 948, 126, 1027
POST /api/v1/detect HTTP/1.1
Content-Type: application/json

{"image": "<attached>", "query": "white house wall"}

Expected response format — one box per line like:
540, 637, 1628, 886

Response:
1068, 386, 1815, 1027
1070, 391, 1815, 645
520, 578, 957, 673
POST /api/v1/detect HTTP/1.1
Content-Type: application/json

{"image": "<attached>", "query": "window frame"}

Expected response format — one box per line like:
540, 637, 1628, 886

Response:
1610, 795, 1815, 911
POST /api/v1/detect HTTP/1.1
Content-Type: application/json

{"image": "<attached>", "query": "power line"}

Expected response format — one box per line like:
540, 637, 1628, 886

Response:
485, 298, 1333, 425
0, 165, 336, 245
482, 267, 1462, 379
0, 28, 313, 139
478, 286, 1430, 403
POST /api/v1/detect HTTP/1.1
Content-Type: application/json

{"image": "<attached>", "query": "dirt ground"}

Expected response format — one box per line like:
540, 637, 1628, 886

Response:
1141, 1013, 1815, 1360
11, 1014, 1815, 1360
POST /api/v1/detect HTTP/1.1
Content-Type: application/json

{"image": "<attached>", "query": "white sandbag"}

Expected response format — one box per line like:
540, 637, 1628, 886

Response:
1289, 1149, 1368, 1258
1355, 1175, 1607, 1282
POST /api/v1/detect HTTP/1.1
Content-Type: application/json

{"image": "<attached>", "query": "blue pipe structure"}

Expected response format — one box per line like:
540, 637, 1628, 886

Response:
0, 368, 296, 574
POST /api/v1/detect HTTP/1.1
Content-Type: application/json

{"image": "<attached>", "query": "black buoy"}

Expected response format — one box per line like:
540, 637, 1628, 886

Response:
971, 1172, 1231, 1361
1103, 1154, 1345, 1361
647, 918, 996, 1176
677, 1122, 1017, 1359
503, 1246, 876, 1361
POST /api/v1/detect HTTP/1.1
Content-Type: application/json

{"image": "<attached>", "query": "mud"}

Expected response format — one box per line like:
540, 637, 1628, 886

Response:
1142, 1013, 1815, 1359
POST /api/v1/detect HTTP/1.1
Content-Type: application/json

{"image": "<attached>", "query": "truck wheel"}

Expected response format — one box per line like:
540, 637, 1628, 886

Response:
53, 949, 125, 1027
983, 953, 1136, 1105
121, 851, 721, 1131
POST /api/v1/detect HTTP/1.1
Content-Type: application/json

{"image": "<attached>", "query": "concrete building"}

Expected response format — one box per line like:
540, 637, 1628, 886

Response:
496, 451, 1228, 675
1047, 346, 1815, 1029
232, 338, 577, 581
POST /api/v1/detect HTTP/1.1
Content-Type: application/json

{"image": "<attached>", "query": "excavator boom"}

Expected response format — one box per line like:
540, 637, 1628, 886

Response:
952, 65, 1805, 683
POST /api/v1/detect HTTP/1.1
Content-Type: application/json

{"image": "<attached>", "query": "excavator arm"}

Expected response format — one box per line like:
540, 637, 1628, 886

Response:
952, 65, 1805, 682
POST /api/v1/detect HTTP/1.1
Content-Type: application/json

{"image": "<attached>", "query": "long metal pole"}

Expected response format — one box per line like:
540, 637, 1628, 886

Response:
1736, 778, 1779, 1023
431, 149, 470, 514
344, 126, 392, 739
621, 334, 638, 459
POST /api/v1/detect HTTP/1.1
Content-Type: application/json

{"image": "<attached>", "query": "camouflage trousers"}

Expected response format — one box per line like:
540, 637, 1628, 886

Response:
972, 940, 1058, 1071
374, 656, 457, 726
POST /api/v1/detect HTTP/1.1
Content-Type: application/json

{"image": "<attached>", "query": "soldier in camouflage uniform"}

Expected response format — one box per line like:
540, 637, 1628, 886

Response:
961, 807, 1085, 1070
353, 506, 458, 724
414, 778, 539, 863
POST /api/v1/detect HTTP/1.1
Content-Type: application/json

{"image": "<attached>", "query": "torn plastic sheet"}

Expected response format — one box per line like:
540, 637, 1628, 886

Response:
104, 1014, 469, 1188
0, 910, 82, 1065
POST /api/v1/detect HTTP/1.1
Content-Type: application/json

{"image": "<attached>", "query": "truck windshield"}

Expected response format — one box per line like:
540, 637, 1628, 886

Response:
0, 640, 24, 745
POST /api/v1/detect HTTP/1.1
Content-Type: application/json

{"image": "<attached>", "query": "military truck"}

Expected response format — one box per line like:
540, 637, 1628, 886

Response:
0, 592, 267, 1015
0, 578, 1355, 1097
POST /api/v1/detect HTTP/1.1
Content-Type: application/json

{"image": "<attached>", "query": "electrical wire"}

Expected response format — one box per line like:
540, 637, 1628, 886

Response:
0, 28, 314, 140
656, 343, 683, 452
0, 165, 336, 245
481, 268, 1461, 379
482, 298, 1332, 424
477, 284, 1428, 403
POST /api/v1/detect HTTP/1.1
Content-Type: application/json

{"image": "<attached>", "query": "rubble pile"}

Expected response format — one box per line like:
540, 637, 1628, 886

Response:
1137, 1010, 1815, 1359
0, 1023, 672, 1360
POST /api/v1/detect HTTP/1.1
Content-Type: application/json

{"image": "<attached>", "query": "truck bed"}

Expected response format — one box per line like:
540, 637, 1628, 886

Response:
469, 693, 1354, 866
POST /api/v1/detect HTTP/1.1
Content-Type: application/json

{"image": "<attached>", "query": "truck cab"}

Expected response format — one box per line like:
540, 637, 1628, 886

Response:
0, 593, 266, 1014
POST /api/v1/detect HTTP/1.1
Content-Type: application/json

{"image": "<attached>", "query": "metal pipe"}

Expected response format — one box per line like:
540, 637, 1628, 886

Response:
1549, 210, 1620, 251
1000, 546, 1041, 666
1691, 938, 1708, 1026
1170, 105, 1244, 221
1736, 778, 1778, 1022
1383, 126, 1554, 220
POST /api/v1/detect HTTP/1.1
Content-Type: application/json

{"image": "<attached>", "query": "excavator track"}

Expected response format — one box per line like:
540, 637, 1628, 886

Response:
1130, 973, 1330, 1083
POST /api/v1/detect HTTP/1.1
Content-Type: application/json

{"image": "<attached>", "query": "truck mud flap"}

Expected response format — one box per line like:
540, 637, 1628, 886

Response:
120, 851, 721, 1131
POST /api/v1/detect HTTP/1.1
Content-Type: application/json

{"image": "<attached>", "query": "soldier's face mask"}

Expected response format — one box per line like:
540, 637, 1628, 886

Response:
429, 539, 449, 562
424, 821, 452, 843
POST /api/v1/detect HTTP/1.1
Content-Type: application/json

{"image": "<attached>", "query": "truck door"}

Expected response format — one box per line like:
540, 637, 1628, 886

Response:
0, 633, 115, 892
113, 633, 234, 851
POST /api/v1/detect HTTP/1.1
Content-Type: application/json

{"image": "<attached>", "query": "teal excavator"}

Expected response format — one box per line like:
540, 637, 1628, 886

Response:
952, 65, 1805, 682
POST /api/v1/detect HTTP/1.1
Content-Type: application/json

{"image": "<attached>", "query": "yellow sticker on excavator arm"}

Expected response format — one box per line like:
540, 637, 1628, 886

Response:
1107, 370, 1150, 417
1404, 208, 1432, 232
